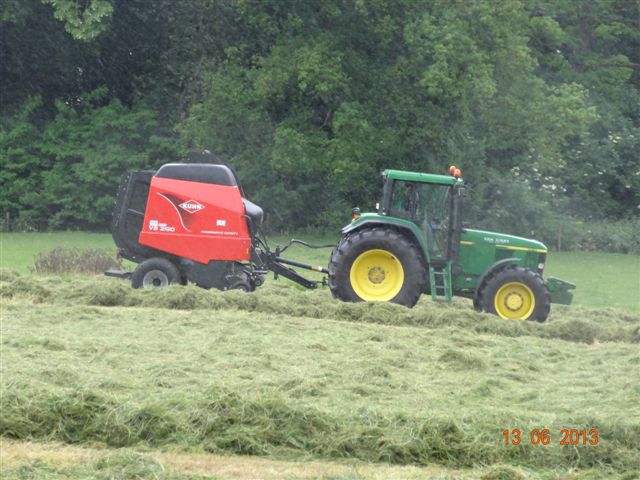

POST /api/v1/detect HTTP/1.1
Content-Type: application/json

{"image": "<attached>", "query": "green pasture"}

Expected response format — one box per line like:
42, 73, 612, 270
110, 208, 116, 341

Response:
1, 232, 638, 311
0, 232, 117, 273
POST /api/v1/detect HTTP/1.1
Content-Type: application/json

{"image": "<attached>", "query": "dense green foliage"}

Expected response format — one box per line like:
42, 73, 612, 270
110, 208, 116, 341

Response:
1, 90, 174, 229
1, 0, 638, 246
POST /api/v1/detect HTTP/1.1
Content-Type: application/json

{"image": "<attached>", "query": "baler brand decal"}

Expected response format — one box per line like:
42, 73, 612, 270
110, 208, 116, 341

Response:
149, 219, 175, 232
201, 230, 239, 236
156, 193, 190, 231
179, 199, 205, 214
216, 219, 226, 226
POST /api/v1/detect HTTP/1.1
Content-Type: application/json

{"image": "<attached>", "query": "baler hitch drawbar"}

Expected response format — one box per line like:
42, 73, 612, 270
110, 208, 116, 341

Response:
255, 238, 333, 290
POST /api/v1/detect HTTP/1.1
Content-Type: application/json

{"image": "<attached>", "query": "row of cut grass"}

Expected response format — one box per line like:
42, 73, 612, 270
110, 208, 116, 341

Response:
2, 273, 639, 473
5, 439, 629, 480
2, 271, 638, 345
1, 232, 638, 311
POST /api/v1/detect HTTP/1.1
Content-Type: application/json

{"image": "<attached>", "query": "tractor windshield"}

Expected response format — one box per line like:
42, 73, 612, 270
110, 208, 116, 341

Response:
390, 181, 452, 261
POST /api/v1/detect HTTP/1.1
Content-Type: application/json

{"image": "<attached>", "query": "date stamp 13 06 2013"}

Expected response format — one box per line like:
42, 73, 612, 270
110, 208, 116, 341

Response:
503, 428, 599, 446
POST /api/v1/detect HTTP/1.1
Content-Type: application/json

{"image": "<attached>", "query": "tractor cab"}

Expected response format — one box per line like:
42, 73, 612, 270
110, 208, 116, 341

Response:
383, 176, 457, 263
379, 169, 465, 267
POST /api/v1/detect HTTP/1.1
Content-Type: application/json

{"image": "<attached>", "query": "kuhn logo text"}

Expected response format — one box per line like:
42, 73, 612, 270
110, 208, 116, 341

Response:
179, 200, 205, 214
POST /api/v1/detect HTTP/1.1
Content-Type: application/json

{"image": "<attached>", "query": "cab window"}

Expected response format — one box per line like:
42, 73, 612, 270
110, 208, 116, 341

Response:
390, 181, 451, 260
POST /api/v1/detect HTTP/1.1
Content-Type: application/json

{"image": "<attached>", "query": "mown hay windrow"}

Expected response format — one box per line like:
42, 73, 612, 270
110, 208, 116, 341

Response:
1, 387, 638, 470
1, 446, 172, 480
2, 269, 640, 474
92, 450, 166, 479
0, 268, 20, 283
438, 349, 486, 370
1, 270, 638, 345
480, 465, 527, 480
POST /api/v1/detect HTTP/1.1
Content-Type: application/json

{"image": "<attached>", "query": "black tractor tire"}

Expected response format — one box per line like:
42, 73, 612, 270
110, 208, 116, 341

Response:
131, 257, 181, 289
478, 266, 550, 322
329, 227, 427, 307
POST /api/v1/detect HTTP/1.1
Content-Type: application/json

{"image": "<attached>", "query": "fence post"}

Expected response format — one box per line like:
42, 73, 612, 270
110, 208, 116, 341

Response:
556, 222, 563, 252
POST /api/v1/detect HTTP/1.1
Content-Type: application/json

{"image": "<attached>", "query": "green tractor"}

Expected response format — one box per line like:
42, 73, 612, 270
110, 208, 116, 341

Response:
329, 167, 575, 322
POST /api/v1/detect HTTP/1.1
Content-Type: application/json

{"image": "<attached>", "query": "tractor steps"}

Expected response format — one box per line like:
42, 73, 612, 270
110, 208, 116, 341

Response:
429, 262, 452, 302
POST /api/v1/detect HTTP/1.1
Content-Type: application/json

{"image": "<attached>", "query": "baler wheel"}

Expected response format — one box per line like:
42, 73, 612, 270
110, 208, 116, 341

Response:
131, 257, 181, 289
229, 280, 254, 292
329, 228, 426, 307
479, 266, 550, 322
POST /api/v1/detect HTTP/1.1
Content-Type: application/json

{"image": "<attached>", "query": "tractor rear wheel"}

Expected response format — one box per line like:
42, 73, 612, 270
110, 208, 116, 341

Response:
131, 257, 181, 289
329, 228, 426, 307
479, 266, 550, 322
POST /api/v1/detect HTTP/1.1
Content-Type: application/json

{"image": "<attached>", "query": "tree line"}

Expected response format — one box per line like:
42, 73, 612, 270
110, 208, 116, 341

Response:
1, 0, 638, 251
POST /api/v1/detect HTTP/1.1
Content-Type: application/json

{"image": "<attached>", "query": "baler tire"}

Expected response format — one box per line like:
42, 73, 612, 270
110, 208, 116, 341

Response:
229, 280, 254, 292
479, 266, 550, 322
131, 257, 181, 289
329, 228, 426, 308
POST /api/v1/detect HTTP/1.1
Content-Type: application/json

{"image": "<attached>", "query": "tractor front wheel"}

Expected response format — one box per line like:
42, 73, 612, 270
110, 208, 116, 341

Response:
131, 257, 181, 289
329, 228, 426, 307
479, 266, 550, 322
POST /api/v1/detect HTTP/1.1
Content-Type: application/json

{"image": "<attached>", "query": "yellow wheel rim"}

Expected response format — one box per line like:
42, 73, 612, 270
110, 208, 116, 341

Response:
494, 282, 535, 319
349, 249, 404, 301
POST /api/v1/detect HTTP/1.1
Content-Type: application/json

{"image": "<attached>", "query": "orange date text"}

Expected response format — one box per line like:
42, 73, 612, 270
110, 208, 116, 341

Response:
502, 428, 599, 446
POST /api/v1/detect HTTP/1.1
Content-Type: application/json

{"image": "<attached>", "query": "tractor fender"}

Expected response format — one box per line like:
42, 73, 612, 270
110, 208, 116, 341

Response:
341, 218, 430, 264
473, 257, 522, 309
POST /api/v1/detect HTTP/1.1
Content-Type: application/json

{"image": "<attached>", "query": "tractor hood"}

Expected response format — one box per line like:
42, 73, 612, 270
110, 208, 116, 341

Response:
461, 229, 547, 253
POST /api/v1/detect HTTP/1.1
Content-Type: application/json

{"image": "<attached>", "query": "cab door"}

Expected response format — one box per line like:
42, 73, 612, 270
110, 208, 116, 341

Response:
389, 180, 453, 263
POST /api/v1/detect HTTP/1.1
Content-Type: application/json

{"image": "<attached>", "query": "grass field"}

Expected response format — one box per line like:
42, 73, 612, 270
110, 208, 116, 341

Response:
1, 232, 639, 479
1, 232, 639, 311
